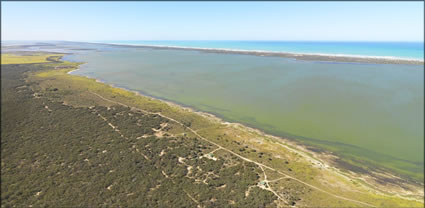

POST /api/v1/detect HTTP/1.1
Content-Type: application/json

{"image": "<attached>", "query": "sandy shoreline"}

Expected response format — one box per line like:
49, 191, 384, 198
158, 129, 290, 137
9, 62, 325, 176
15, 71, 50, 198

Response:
86, 41, 424, 65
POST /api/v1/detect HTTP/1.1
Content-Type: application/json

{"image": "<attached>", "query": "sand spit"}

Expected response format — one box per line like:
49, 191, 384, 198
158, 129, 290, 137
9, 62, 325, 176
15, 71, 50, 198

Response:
89, 42, 424, 65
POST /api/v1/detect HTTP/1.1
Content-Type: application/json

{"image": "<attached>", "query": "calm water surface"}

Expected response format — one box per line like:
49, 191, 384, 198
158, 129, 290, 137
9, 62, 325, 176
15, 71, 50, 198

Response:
65, 46, 424, 180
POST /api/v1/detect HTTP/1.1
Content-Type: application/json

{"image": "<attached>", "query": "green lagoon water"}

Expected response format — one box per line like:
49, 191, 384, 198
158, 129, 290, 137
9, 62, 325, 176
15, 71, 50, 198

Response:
66, 47, 424, 180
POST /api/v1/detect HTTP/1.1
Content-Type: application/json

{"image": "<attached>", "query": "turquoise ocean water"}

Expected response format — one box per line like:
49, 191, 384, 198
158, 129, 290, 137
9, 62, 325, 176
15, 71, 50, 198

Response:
96, 40, 424, 60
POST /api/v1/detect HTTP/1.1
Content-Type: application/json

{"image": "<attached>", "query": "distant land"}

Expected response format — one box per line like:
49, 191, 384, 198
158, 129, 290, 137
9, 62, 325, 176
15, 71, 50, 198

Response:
93, 40, 424, 63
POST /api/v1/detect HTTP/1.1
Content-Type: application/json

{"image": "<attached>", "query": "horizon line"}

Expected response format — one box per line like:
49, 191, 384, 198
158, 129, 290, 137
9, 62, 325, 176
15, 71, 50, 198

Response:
2, 39, 424, 43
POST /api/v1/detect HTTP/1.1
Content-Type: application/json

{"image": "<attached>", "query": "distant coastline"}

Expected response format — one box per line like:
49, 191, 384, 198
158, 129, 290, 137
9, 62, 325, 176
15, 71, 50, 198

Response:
88, 41, 424, 65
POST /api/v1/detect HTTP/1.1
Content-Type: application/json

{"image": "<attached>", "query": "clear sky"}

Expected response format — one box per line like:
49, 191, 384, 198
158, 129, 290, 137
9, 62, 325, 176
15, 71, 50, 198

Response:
1, 1, 423, 41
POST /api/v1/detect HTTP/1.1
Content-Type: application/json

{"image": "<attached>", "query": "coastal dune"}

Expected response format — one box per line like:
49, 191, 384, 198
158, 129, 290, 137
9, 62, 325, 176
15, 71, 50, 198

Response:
92, 42, 424, 65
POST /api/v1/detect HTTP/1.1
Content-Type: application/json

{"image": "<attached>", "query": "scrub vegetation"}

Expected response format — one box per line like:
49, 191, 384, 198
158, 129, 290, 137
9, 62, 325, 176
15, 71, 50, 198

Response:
1, 54, 423, 207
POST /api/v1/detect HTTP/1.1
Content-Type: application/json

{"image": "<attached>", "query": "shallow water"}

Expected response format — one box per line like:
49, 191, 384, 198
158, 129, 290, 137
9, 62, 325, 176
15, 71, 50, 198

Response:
65, 46, 424, 180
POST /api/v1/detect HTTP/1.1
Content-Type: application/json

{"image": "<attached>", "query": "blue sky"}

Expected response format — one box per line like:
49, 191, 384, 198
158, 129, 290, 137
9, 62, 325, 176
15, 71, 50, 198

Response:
1, 2, 423, 41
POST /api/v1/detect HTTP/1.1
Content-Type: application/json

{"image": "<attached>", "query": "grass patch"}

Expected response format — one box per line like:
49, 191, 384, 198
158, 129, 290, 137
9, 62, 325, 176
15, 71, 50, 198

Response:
1, 53, 64, 65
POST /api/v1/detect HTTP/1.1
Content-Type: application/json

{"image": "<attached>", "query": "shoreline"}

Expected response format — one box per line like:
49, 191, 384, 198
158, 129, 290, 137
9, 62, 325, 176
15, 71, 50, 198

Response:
66, 55, 424, 176
66, 56, 424, 181
84, 41, 424, 65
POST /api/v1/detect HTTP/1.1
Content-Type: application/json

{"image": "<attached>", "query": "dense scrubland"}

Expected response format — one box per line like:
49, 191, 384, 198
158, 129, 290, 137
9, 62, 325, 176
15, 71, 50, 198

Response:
1, 54, 423, 207
1, 61, 278, 207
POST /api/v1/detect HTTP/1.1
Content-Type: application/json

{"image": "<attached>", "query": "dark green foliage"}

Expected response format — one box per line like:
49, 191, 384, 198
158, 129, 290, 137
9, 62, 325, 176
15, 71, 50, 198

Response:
1, 63, 276, 207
